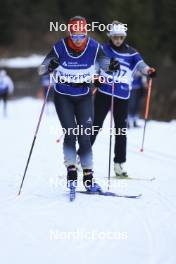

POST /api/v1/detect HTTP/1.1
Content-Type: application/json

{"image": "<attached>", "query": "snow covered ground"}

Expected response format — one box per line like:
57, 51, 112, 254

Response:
0, 98, 176, 264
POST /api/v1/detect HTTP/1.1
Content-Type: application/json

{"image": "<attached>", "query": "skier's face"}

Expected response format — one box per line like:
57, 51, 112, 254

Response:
111, 35, 126, 47
70, 31, 87, 47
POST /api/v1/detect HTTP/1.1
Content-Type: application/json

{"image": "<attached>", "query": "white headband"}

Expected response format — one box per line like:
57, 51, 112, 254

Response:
107, 24, 127, 37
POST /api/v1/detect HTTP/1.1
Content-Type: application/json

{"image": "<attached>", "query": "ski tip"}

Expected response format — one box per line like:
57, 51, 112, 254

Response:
69, 195, 75, 202
125, 193, 142, 199
150, 177, 156, 181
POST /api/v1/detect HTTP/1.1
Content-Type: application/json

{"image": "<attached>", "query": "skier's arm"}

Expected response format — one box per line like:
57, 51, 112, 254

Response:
38, 48, 59, 75
94, 46, 120, 87
135, 57, 156, 78
95, 45, 111, 73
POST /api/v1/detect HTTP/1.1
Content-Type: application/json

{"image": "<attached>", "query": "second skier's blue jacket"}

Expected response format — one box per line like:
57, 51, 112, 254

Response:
99, 42, 144, 99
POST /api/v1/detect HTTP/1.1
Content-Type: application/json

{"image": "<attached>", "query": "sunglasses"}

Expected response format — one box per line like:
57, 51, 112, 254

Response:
70, 34, 87, 42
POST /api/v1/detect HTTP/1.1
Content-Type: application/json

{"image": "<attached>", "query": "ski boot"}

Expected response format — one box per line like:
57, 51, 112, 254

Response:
114, 163, 128, 178
83, 169, 102, 193
67, 165, 77, 201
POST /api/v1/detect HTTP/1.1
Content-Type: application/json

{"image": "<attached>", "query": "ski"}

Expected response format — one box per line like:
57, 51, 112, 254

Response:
76, 190, 142, 199
69, 187, 76, 201
112, 175, 155, 181
68, 181, 76, 202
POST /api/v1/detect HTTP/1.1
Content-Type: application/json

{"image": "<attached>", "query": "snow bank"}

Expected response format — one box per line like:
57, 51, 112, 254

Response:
0, 55, 45, 68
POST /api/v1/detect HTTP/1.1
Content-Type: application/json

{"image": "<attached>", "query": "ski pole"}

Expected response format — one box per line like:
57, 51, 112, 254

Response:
18, 75, 52, 195
108, 73, 115, 190
140, 78, 153, 152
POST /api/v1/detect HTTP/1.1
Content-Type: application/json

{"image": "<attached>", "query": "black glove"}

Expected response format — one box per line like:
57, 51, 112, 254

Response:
94, 76, 105, 87
148, 68, 156, 78
48, 59, 59, 73
109, 58, 120, 72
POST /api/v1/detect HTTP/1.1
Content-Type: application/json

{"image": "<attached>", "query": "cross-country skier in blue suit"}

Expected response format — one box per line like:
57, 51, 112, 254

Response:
91, 20, 156, 177
39, 16, 118, 192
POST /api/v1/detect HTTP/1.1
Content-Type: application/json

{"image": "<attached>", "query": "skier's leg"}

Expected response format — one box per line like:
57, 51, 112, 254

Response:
128, 89, 137, 127
75, 93, 93, 170
91, 91, 111, 145
3, 92, 8, 117
113, 98, 129, 175
0, 95, 1, 117
133, 88, 144, 127
54, 91, 77, 168
75, 93, 101, 192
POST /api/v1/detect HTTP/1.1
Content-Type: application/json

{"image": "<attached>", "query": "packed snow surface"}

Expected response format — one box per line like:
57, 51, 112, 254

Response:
0, 98, 176, 264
